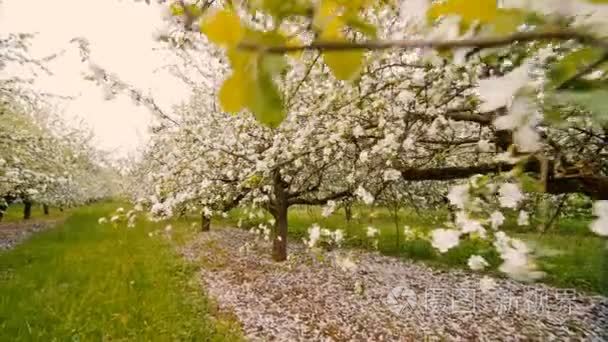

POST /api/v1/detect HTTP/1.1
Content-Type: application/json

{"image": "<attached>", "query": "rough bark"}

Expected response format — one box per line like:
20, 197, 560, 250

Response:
272, 172, 289, 262
201, 212, 211, 232
399, 159, 608, 200
43, 204, 49, 215
23, 201, 32, 220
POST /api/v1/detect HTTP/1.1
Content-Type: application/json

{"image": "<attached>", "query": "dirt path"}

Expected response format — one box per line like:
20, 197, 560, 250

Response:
0, 219, 59, 250
181, 228, 607, 341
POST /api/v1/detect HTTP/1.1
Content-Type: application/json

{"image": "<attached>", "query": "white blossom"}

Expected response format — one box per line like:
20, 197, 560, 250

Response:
307, 224, 321, 248
447, 184, 469, 209
498, 183, 524, 209
355, 186, 375, 205
517, 210, 530, 226
590, 200, 608, 236
467, 255, 489, 271
322, 200, 337, 217
494, 232, 544, 282
478, 61, 531, 112
431, 228, 460, 253
366, 226, 379, 238
456, 212, 486, 238
489, 211, 505, 229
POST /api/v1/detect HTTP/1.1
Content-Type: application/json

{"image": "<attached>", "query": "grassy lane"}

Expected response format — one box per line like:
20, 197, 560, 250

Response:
0, 203, 242, 341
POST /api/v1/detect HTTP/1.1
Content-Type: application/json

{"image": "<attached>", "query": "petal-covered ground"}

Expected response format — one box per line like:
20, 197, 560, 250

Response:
182, 228, 608, 341
0, 220, 59, 250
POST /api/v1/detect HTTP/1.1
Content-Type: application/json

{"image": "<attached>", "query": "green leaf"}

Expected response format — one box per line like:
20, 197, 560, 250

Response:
249, 63, 286, 128
520, 174, 543, 193
548, 48, 605, 88
200, 9, 244, 47
551, 90, 608, 123
260, 54, 288, 76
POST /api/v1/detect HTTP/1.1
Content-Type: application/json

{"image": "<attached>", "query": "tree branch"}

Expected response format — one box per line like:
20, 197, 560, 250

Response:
239, 30, 608, 54
399, 160, 608, 200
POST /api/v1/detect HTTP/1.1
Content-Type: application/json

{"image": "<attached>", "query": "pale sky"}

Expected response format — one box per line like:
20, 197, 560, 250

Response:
0, 0, 192, 157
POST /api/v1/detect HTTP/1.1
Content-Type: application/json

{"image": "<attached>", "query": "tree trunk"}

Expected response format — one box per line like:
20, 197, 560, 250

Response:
0, 205, 6, 223
344, 204, 352, 223
201, 212, 211, 232
59, 207, 64, 212
43, 204, 49, 215
272, 172, 289, 262
393, 206, 400, 251
23, 201, 32, 220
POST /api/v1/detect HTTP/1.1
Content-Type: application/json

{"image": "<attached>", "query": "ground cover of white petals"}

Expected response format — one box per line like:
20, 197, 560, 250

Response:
181, 228, 608, 341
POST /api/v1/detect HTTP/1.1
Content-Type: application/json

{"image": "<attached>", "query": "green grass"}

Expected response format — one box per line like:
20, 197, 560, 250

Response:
0, 202, 242, 341
222, 205, 607, 296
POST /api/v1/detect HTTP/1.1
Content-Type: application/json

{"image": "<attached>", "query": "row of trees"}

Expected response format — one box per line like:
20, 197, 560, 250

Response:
0, 34, 123, 220
123, 0, 608, 281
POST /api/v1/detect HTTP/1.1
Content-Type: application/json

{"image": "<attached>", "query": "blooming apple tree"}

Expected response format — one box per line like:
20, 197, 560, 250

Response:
128, 0, 608, 281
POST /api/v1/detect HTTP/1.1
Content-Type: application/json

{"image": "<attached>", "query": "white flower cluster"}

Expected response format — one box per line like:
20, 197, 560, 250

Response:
467, 255, 489, 271
321, 200, 337, 217
305, 224, 345, 249
431, 228, 460, 253
590, 201, 608, 236
98, 206, 141, 229
494, 232, 544, 282
252, 223, 271, 241
355, 186, 375, 205
432, 180, 542, 281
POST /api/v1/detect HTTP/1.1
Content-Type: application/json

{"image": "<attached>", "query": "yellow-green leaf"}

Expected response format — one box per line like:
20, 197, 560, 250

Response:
491, 9, 526, 35
320, 18, 364, 81
323, 49, 365, 81
200, 9, 244, 47
428, 0, 497, 30
345, 16, 378, 38
313, 0, 340, 30
227, 49, 256, 74
219, 72, 250, 113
